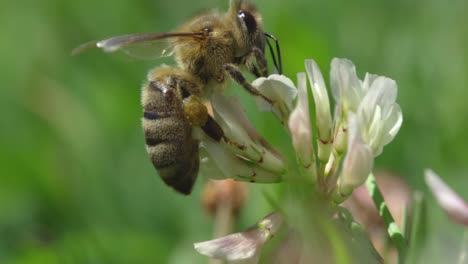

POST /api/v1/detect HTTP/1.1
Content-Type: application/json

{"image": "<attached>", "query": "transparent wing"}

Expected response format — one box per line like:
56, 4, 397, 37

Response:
72, 32, 204, 60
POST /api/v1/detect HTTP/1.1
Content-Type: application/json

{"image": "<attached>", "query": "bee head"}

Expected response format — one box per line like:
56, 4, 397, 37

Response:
229, 0, 265, 57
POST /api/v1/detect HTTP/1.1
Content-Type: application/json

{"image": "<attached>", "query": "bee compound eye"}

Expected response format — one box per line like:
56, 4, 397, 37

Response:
237, 10, 257, 33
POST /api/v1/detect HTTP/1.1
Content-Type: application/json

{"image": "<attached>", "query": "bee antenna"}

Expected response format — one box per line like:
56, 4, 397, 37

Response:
264, 32, 283, 75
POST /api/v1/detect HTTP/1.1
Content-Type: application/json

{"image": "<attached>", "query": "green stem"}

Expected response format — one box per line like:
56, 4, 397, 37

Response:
365, 173, 406, 263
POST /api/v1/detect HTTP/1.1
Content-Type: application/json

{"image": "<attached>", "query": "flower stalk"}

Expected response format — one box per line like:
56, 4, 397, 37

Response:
365, 173, 406, 263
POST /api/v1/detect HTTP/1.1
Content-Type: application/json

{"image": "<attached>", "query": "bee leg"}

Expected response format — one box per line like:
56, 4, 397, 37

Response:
243, 47, 268, 78
182, 95, 209, 127
202, 115, 246, 150
223, 63, 273, 104
181, 92, 246, 150
251, 47, 269, 77
246, 63, 262, 78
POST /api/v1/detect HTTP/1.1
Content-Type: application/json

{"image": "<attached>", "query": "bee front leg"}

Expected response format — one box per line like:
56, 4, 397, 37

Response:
251, 47, 269, 77
223, 63, 273, 104
243, 47, 268, 78
246, 63, 262, 78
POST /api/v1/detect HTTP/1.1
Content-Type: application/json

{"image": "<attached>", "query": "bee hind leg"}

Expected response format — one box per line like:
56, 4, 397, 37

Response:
182, 95, 244, 149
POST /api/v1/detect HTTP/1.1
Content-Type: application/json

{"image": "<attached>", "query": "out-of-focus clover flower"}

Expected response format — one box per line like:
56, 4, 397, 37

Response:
424, 169, 468, 226
252, 74, 297, 125
194, 212, 283, 264
202, 179, 248, 217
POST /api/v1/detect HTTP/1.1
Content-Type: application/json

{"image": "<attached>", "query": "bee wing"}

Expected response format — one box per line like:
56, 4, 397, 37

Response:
72, 32, 204, 60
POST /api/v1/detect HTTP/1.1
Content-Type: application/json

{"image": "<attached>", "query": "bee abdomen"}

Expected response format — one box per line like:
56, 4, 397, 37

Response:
149, 139, 199, 195
141, 76, 200, 194
143, 111, 162, 120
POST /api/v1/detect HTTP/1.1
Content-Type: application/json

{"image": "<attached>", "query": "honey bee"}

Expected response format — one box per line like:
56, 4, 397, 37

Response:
73, 0, 282, 194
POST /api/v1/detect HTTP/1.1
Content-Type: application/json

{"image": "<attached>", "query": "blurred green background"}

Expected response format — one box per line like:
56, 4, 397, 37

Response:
1, 0, 467, 263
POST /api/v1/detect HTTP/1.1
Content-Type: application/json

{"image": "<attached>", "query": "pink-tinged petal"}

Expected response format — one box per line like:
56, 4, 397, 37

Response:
194, 231, 260, 261
194, 212, 283, 263
424, 169, 468, 226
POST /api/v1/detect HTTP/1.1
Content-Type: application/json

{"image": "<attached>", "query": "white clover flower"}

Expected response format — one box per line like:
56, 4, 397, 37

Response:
288, 72, 316, 181
200, 137, 282, 183
286, 57, 402, 200
356, 76, 403, 156
334, 113, 373, 202
252, 74, 297, 125
198, 57, 402, 204
194, 212, 283, 264
210, 93, 286, 174
305, 59, 333, 162
424, 169, 468, 226
330, 58, 366, 113
329, 58, 366, 154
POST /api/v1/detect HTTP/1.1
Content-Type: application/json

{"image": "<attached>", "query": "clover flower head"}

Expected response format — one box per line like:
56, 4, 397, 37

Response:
271, 58, 401, 201
194, 56, 404, 261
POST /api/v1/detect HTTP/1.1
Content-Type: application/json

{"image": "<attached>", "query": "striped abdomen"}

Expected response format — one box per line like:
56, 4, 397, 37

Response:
141, 79, 199, 195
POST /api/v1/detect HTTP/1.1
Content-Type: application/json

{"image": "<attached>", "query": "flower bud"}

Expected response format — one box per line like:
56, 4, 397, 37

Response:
288, 72, 316, 181
305, 59, 333, 162
335, 113, 373, 202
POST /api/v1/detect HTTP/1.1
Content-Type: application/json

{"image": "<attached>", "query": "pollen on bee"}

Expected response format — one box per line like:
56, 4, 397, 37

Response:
183, 95, 209, 126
